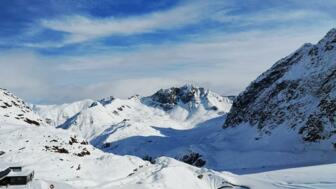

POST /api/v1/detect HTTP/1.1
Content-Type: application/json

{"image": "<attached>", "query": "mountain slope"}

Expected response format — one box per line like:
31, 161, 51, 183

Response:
33, 99, 94, 126
33, 85, 233, 170
0, 89, 251, 189
0, 123, 256, 189
224, 28, 336, 147
0, 88, 45, 126
1, 122, 335, 189
39, 84, 232, 140
142, 84, 232, 122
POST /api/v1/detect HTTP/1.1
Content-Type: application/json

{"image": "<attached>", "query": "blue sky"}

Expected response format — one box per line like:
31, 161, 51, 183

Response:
0, 0, 335, 104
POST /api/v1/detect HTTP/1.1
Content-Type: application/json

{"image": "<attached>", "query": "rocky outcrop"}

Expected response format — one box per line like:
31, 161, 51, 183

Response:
0, 88, 44, 126
142, 84, 232, 113
145, 85, 204, 110
224, 28, 336, 144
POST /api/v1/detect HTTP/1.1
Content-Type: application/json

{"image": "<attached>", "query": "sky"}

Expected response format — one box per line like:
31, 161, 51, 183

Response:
0, 0, 335, 104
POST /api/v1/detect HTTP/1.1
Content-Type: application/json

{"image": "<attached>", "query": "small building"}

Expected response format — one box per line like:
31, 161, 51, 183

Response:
0, 168, 10, 181
0, 166, 34, 186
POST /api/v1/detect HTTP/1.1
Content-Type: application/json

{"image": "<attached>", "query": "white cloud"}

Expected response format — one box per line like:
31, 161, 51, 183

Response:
2, 0, 335, 104
57, 25, 330, 74
211, 8, 331, 26
0, 51, 56, 102
36, 0, 334, 48
1, 25, 331, 104
40, 1, 207, 45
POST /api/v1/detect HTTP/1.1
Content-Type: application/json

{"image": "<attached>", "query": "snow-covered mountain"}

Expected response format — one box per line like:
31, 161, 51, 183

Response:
142, 84, 232, 121
0, 88, 44, 126
3, 29, 336, 189
224, 28, 336, 148
32, 85, 233, 166
0, 89, 252, 189
34, 74, 336, 174
1, 84, 336, 189
34, 84, 232, 139
32, 99, 94, 127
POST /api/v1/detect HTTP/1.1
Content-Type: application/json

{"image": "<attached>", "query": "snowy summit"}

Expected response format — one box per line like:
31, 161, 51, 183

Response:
1, 1, 336, 189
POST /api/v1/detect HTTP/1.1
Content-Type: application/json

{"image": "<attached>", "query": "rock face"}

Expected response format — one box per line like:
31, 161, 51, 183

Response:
142, 84, 232, 112
224, 28, 336, 143
0, 89, 44, 126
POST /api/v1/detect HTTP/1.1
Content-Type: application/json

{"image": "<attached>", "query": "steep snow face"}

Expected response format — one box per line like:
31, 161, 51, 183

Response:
142, 84, 232, 121
0, 89, 44, 126
33, 99, 94, 126
224, 28, 336, 146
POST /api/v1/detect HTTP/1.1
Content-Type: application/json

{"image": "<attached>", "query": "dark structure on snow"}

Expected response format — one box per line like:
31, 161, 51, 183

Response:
0, 166, 34, 186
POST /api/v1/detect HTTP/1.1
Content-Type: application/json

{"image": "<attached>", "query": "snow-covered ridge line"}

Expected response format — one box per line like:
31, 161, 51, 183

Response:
0, 88, 45, 126
33, 84, 232, 128
224, 28, 336, 146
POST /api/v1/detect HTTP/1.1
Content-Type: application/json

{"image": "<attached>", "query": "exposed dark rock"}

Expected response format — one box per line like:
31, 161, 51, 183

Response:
0, 88, 44, 126
99, 96, 115, 106
52, 146, 69, 154
142, 155, 156, 164
180, 152, 206, 167
299, 115, 325, 142
148, 86, 197, 110
89, 102, 98, 108
223, 28, 336, 146
80, 140, 88, 145
69, 136, 78, 145
142, 84, 227, 112
210, 106, 218, 111
24, 118, 40, 126
75, 148, 90, 157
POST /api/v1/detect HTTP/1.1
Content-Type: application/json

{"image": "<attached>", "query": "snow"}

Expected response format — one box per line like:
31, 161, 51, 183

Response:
0, 89, 44, 126
32, 99, 94, 127
0, 123, 254, 189
0, 90, 335, 189
2, 27, 336, 189
245, 163, 336, 189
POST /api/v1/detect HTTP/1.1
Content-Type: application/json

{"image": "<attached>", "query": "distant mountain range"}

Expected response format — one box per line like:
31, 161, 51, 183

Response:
1, 28, 336, 189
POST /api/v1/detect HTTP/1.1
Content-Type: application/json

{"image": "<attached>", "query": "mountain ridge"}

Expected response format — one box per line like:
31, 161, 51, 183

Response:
224, 28, 336, 147
0, 88, 45, 126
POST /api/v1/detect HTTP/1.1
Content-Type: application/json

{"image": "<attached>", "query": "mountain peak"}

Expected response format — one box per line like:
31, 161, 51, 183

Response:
144, 84, 205, 110
180, 83, 199, 90
98, 96, 115, 106
324, 28, 336, 39
224, 28, 336, 145
141, 84, 232, 114
317, 28, 336, 47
